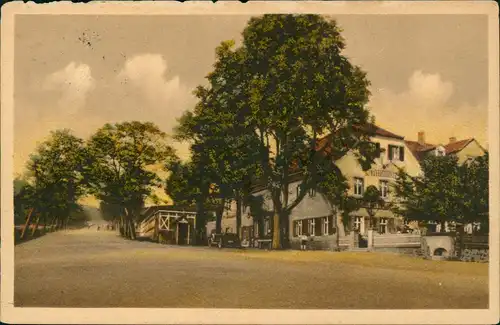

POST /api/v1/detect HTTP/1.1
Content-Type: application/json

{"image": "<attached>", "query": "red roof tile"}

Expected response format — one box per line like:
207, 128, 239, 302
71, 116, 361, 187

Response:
443, 138, 474, 154
405, 138, 476, 160
353, 123, 405, 140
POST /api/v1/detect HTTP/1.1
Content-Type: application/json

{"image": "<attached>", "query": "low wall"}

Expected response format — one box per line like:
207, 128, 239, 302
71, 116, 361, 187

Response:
373, 234, 421, 248
459, 248, 489, 262
421, 234, 456, 260
372, 247, 422, 256
290, 235, 338, 251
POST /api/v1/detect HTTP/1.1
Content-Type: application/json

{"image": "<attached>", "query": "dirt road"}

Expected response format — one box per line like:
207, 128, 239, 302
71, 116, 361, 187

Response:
14, 229, 488, 309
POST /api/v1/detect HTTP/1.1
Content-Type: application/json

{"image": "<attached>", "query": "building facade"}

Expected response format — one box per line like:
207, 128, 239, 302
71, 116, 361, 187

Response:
217, 127, 486, 249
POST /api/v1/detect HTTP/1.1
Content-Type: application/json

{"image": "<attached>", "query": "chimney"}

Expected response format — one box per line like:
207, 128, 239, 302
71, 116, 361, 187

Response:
449, 137, 457, 144
418, 131, 425, 145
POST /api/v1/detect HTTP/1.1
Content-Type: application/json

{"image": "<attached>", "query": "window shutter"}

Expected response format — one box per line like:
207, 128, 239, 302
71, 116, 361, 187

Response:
375, 142, 381, 155
388, 145, 394, 160
293, 221, 297, 237
399, 146, 405, 161
328, 215, 334, 235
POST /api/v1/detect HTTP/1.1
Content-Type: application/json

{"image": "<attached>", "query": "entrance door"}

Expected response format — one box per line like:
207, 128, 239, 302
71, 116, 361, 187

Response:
178, 223, 189, 245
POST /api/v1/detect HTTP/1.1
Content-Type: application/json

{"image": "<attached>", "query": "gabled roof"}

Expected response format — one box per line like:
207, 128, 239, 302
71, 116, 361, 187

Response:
316, 123, 404, 154
443, 138, 475, 154
353, 123, 405, 140
404, 140, 437, 161
405, 137, 478, 161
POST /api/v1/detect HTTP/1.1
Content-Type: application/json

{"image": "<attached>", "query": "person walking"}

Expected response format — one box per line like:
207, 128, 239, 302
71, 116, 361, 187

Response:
300, 233, 308, 250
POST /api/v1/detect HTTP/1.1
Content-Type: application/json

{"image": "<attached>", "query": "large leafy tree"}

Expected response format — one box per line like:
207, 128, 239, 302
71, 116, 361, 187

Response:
393, 155, 463, 231
15, 130, 87, 237
84, 121, 176, 239
459, 153, 489, 228
191, 15, 380, 249
175, 61, 263, 236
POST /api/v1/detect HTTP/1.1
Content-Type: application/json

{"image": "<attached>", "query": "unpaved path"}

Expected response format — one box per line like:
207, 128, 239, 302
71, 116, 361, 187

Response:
15, 229, 488, 309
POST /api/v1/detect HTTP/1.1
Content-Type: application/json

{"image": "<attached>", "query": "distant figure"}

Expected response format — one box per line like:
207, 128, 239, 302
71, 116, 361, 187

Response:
300, 233, 308, 250
97, 226, 101, 231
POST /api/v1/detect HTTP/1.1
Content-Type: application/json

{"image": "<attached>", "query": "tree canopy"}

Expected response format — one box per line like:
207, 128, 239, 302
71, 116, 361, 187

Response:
393, 153, 489, 231
15, 129, 87, 233
178, 14, 381, 248
84, 121, 176, 239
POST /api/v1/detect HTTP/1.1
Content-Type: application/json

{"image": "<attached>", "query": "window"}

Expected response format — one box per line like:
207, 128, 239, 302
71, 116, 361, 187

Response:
328, 215, 335, 235
388, 145, 405, 161
354, 217, 362, 232
379, 218, 388, 234
379, 180, 389, 198
435, 148, 446, 157
354, 177, 364, 196
293, 220, 303, 237
308, 219, 315, 236
322, 217, 329, 235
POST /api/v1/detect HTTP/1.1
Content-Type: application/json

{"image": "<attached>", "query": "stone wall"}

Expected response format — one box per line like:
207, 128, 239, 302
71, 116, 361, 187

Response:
459, 248, 489, 262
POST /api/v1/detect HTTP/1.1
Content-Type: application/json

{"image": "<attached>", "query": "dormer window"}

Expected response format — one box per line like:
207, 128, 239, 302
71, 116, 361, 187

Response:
435, 147, 446, 157
388, 145, 405, 162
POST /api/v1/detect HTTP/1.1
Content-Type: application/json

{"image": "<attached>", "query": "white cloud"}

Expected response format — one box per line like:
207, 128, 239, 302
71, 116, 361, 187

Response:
43, 62, 95, 113
369, 70, 487, 146
117, 54, 190, 110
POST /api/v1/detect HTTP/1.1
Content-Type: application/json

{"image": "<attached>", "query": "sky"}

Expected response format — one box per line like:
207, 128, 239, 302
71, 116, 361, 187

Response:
13, 14, 489, 181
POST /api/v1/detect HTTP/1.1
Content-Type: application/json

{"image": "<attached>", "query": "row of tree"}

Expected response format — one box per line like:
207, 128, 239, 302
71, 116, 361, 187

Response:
14, 122, 176, 240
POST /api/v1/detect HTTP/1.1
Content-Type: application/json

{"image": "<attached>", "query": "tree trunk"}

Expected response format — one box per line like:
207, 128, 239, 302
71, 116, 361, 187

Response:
31, 214, 41, 237
20, 208, 34, 240
123, 217, 130, 238
272, 211, 281, 249
236, 195, 242, 239
128, 219, 136, 240
215, 199, 225, 234
124, 207, 137, 240
195, 193, 207, 243
279, 211, 290, 249
49, 216, 56, 232
42, 214, 47, 232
